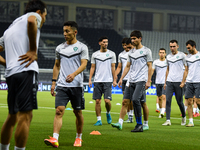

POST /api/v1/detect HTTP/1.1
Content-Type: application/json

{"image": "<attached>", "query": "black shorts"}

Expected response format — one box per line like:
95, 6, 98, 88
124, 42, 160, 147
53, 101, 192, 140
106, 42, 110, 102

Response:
156, 84, 166, 97
6, 71, 38, 114
93, 82, 112, 100
185, 82, 200, 99
122, 80, 127, 92
55, 86, 85, 110
129, 82, 146, 103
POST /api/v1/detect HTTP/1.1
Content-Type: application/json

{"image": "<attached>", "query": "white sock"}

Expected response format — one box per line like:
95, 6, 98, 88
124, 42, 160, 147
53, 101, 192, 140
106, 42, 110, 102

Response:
129, 110, 134, 116
53, 133, 59, 141
127, 111, 130, 116
156, 103, 160, 110
161, 108, 166, 114
184, 106, 188, 112
167, 119, 170, 122
189, 118, 193, 124
14, 146, 25, 150
144, 121, 148, 126
118, 118, 123, 126
197, 108, 199, 113
0, 143, 10, 150
76, 133, 82, 139
97, 116, 101, 121
193, 108, 197, 113
107, 111, 110, 114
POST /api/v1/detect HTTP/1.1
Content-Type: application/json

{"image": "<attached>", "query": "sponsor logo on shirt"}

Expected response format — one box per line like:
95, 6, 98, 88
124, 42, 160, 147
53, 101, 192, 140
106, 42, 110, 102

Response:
73, 47, 78, 51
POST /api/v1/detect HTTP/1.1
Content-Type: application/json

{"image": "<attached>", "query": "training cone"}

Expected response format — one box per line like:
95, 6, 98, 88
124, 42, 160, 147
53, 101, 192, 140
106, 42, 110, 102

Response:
90, 130, 101, 135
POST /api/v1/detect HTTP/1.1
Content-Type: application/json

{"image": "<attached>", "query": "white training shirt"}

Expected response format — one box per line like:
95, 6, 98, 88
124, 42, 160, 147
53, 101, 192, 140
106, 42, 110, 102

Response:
185, 52, 200, 83
127, 46, 152, 83
118, 50, 130, 81
56, 41, 89, 87
91, 49, 116, 82
2, 12, 42, 78
166, 51, 186, 82
152, 59, 167, 84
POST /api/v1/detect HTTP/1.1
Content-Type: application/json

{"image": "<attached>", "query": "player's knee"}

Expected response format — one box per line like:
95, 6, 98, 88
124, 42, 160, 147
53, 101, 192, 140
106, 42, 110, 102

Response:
96, 99, 101, 105
104, 99, 110, 104
7, 114, 18, 126
187, 99, 193, 105
73, 110, 82, 117
55, 108, 64, 116
158, 96, 162, 101
122, 99, 129, 107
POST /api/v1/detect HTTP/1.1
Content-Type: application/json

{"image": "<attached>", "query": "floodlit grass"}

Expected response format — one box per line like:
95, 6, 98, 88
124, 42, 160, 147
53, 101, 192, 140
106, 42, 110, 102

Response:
0, 90, 200, 150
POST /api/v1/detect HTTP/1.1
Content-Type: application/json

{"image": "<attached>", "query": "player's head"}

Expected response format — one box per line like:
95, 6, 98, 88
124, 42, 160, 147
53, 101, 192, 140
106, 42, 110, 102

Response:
125, 38, 133, 52
24, 0, 47, 27
63, 21, 78, 42
130, 30, 142, 47
122, 38, 129, 50
99, 36, 108, 50
169, 40, 179, 55
159, 48, 166, 59
186, 40, 196, 54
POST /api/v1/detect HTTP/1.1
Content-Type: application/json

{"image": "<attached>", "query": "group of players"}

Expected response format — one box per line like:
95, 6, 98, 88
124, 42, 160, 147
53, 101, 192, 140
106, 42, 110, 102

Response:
0, 0, 200, 149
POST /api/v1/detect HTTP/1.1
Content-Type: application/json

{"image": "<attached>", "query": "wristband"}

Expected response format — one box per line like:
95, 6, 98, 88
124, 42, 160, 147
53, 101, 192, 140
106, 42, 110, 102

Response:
52, 79, 57, 82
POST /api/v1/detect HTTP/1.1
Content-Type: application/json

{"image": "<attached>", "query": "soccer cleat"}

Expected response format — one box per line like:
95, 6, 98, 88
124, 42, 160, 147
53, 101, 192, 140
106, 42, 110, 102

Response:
44, 136, 59, 148
162, 120, 171, 126
111, 122, 122, 130
131, 124, 143, 132
106, 113, 112, 124
194, 112, 199, 117
161, 113, 164, 118
129, 115, 133, 123
143, 125, 149, 131
181, 117, 186, 126
73, 138, 82, 147
124, 118, 131, 123
193, 112, 195, 117
94, 120, 102, 126
158, 114, 161, 118
155, 109, 160, 113
186, 122, 194, 127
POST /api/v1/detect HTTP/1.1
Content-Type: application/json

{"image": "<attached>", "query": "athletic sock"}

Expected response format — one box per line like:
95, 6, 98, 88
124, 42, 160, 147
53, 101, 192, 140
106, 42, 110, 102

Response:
189, 118, 193, 124
197, 108, 199, 113
184, 106, 188, 112
136, 116, 142, 125
127, 111, 130, 116
76, 133, 82, 139
107, 111, 110, 114
130, 110, 134, 116
193, 108, 197, 114
167, 119, 170, 122
53, 133, 59, 141
97, 116, 101, 121
156, 103, 159, 110
14, 146, 25, 150
118, 118, 124, 126
143, 121, 148, 126
0, 143, 10, 150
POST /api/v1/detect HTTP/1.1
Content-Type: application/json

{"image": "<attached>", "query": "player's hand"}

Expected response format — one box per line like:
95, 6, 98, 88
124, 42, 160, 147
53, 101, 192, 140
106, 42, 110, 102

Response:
18, 50, 37, 67
118, 79, 122, 89
66, 73, 75, 83
51, 84, 56, 97
89, 80, 92, 88
163, 83, 166, 90
145, 81, 151, 90
113, 81, 117, 87
180, 82, 185, 88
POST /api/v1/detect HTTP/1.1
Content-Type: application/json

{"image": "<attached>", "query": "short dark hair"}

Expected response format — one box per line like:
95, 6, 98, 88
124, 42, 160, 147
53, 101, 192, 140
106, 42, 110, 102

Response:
122, 38, 129, 44
186, 40, 196, 47
99, 36, 108, 42
125, 38, 132, 45
24, 0, 46, 14
63, 21, 78, 30
130, 30, 142, 39
184, 52, 188, 55
169, 40, 178, 44
159, 48, 166, 53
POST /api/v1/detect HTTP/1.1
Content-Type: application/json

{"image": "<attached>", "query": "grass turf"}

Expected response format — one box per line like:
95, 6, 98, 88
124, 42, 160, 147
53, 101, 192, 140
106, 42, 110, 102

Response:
0, 90, 200, 150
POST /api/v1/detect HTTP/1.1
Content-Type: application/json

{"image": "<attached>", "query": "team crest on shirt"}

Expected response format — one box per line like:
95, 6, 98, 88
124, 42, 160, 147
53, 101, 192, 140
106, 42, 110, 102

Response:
140, 51, 143, 54
176, 56, 179, 59
196, 56, 199, 58
73, 47, 78, 51
106, 54, 109, 57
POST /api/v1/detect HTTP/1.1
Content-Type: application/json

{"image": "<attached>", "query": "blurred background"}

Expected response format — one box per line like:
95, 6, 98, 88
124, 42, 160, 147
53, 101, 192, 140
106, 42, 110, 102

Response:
0, 0, 200, 89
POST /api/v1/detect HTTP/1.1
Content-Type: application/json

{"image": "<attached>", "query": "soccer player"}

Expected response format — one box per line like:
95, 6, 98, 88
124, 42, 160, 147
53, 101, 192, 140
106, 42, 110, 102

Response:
162, 40, 186, 126
115, 38, 134, 123
180, 40, 200, 127
152, 48, 167, 118
117, 30, 152, 132
0, 1, 47, 150
44, 21, 89, 147
89, 36, 116, 126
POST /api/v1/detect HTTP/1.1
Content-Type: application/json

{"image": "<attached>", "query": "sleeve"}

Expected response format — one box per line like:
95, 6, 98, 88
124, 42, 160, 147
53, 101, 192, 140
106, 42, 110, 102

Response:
182, 53, 186, 66
118, 53, 121, 63
147, 49, 153, 62
81, 45, 89, 60
112, 52, 116, 63
55, 46, 60, 60
91, 53, 95, 64
152, 60, 156, 69
0, 36, 4, 50
127, 53, 130, 63
27, 12, 42, 28
166, 57, 169, 66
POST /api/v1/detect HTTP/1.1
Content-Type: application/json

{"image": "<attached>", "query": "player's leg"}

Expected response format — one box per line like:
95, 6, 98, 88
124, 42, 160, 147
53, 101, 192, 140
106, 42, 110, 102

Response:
156, 96, 160, 113
128, 101, 134, 123
160, 85, 166, 118
193, 98, 198, 117
141, 91, 149, 130
156, 85, 162, 117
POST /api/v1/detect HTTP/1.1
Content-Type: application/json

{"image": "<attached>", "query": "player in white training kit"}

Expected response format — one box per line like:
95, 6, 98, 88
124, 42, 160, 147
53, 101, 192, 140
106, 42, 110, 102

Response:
152, 48, 167, 118
89, 36, 116, 126
162, 40, 186, 126
0, 1, 47, 150
180, 40, 200, 127
44, 21, 89, 147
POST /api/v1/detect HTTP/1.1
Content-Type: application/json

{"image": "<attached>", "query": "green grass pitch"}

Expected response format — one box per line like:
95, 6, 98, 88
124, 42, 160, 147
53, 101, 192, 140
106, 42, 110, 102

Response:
0, 90, 200, 150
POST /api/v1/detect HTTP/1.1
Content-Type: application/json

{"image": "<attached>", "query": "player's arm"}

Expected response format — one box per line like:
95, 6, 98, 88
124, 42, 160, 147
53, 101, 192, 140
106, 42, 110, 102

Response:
118, 62, 130, 87
89, 64, 95, 88
18, 15, 39, 67
146, 62, 152, 90
163, 66, 169, 90
115, 62, 122, 82
180, 65, 188, 88
66, 59, 88, 83
51, 59, 60, 96
152, 68, 155, 76
111, 63, 117, 87
0, 55, 6, 66
0, 37, 6, 66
